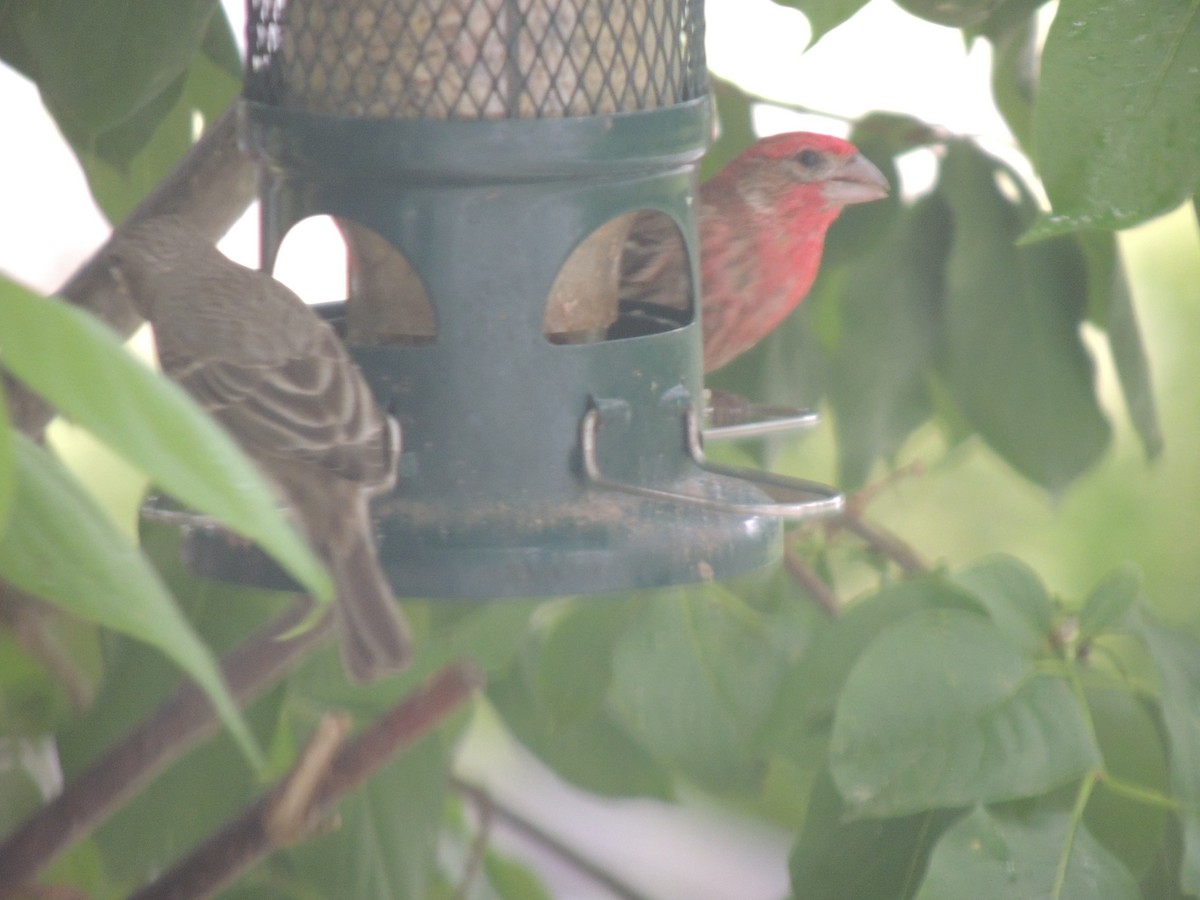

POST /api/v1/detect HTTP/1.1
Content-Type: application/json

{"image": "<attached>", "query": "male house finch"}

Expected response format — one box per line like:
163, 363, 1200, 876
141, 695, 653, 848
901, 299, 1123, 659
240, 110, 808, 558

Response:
109, 216, 412, 683
622, 132, 889, 371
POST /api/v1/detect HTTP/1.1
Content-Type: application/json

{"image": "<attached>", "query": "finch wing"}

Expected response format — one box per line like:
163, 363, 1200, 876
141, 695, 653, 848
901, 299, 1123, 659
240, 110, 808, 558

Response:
162, 279, 396, 488
694, 193, 760, 372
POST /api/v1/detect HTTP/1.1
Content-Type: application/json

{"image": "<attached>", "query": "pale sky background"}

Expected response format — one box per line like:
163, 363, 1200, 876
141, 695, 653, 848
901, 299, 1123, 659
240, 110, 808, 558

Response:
0, 2, 1024, 897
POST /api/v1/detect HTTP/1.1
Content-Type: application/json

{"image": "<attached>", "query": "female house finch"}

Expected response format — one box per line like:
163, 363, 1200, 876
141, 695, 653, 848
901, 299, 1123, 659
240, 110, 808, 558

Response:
622, 132, 890, 371
109, 217, 412, 683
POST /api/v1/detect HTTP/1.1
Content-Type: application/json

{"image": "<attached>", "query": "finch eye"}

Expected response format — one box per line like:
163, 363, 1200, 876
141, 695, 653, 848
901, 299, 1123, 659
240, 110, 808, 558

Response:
794, 148, 822, 168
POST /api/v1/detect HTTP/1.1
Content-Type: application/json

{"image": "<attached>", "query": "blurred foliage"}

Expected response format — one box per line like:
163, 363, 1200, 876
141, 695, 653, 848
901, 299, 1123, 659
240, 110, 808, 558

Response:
2, 0, 1199, 897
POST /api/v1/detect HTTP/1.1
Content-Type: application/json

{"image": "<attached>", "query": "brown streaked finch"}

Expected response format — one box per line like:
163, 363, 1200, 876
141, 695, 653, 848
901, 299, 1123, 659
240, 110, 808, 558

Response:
109, 216, 412, 683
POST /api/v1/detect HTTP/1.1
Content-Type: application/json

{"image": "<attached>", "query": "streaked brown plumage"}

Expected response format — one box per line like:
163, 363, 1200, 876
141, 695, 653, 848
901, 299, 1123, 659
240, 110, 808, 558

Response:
110, 216, 411, 682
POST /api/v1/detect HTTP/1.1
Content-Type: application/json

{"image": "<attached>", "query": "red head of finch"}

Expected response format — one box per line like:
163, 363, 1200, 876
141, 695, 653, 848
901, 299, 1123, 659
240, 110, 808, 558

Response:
697, 132, 889, 371
622, 132, 889, 372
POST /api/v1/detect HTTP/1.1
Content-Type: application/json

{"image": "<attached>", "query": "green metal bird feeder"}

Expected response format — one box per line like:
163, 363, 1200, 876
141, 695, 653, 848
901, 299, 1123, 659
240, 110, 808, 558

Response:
183, 0, 842, 598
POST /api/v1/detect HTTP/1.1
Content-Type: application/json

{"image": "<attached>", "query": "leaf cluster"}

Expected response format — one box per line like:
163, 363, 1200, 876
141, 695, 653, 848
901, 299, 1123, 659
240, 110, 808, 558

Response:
710, 108, 1160, 495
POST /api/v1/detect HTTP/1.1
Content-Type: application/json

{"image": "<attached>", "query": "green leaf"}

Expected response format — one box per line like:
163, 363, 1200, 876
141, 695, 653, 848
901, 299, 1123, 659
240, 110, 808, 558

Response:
952, 554, 1053, 654
1077, 562, 1141, 641
85, 685, 281, 886
916, 804, 1140, 899
986, 11, 1037, 152
0, 378, 12, 533
0, 2, 35, 79
479, 597, 671, 801
1085, 686, 1168, 878
826, 194, 946, 489
533, 597, 635, 729
1033, 0, 1200, 234
1078, 231, 1163, 460
0, 622, 90, 736
444, 599, 542, 676
790, 769, 955, 900
761, 575, 977, 760
1137, 612, 1200, 894
57, 520, 287, 776
0, 434, 260, 766
703, 76, 757, 182
0, 281, 332, 604
830, 609, 1101, 817
38, 839, 111, 900
609, 586, 789, 790
0, 756, 43, 839
772, 0, 872, 48
79, 14, 241, 223
937, 140, 1111, 493
15, 0, 219, 137
293, 734, 449, 900
490, 666, 673, 799
483, 851, 554, 900
824, 113, 929, 270
895, 0, 1006, 27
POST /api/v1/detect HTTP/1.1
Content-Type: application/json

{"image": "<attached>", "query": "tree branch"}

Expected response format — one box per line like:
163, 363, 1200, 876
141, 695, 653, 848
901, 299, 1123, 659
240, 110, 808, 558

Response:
449, 776, 653, 900
0, 600, 329, 892
834, 513, 929, 576
127, 663, 484, 900
782, 546, 841, 615
829, 462, 930, 575
0, 586, 96, 712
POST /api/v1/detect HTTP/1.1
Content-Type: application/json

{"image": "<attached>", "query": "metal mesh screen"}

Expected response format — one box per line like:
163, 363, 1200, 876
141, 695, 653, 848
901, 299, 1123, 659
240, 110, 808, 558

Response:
245, 0, 706, 119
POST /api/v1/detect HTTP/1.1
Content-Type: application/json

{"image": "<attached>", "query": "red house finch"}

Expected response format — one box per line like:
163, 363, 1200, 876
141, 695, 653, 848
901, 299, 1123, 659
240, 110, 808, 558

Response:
622, 132, 889, 371
109, 217, 412, 683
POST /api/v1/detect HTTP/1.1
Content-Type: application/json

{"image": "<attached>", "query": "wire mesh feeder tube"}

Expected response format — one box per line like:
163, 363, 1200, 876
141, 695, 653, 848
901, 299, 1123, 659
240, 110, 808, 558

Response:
246, 0, 708, 119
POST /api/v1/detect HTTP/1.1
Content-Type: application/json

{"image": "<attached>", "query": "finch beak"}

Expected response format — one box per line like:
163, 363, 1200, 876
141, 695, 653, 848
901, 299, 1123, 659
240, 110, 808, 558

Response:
822, 154, 890, 206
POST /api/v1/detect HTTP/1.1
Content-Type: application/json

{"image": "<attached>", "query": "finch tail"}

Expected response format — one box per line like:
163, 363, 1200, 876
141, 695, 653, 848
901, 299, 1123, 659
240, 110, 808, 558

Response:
325, 496, 413, 683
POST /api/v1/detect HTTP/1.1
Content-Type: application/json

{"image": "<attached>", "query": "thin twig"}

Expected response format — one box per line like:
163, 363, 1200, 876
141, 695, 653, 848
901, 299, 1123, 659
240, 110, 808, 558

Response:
827, 462, 930, 576
842, 461, 926, 521
128, 663, 484, 900
782, 546, 840, 616
448, 776, 653, 900
0, 601, 331, 893
263, 712, 354, 848
835, 514, 929, 576
456, 781, 495, 900
0, 586, 96, 712
2, 885, 87, 900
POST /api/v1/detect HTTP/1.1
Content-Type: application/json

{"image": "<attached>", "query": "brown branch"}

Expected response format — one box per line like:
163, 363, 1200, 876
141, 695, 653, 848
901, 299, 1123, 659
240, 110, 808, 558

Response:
783, 546, 840, 616
1, 886, 86, 900
0, 586, 96, 712
448, 776, 653, 900
834, 514, 929, 576
127, 663, 484, 900
8, 102, 257, 439
0, 600, 330, 893
842, 460, 926, 521
262, 712, 354, 848
455, 782, 495, 900
824, 462, 930, 576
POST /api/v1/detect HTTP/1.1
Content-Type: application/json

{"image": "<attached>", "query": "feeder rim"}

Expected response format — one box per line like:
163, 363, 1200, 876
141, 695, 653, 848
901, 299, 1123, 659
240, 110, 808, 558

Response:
238, 97, 713, 181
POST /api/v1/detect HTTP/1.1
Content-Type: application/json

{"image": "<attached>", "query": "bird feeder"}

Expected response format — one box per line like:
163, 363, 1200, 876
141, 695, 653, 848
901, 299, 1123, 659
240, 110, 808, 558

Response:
183, 0, 842, 599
